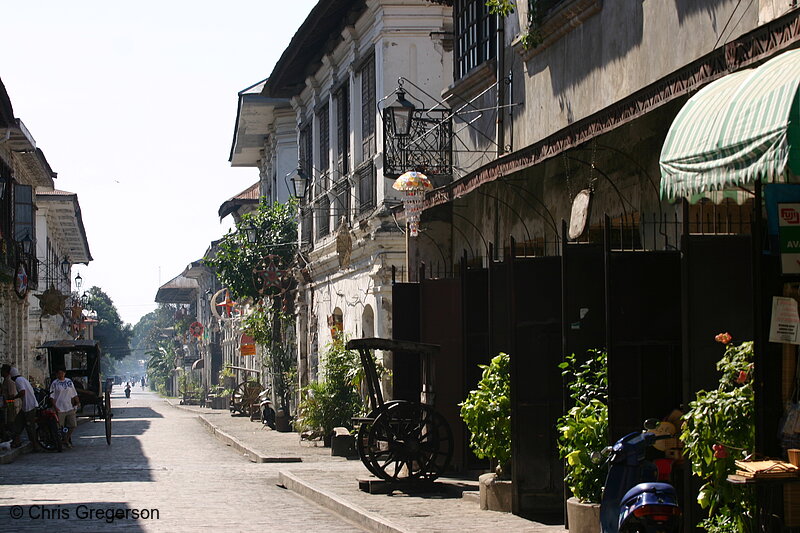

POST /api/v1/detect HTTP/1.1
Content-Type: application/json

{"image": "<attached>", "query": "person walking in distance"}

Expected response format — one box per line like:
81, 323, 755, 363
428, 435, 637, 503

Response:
50, 367, 79, 447
1, 365, 41, 451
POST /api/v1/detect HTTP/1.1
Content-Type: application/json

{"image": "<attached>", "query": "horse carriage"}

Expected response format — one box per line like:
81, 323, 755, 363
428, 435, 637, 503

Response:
39, 339, 112, 445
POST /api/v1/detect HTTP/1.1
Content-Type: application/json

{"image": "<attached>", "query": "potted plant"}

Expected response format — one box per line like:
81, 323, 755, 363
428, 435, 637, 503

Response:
460, 352, 512, 511
557, 349, 608, 533
295, 337, 361, 446
681, 333, 754, 532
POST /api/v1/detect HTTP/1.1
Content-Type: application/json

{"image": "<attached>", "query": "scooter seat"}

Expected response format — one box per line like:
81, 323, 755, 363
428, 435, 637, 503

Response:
620, 482, 676, 506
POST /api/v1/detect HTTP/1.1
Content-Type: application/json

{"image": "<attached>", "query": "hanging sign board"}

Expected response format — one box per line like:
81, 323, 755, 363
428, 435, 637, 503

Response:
778, 203, 800, 274
769, 296, 800, 344
240, 333, 256, 356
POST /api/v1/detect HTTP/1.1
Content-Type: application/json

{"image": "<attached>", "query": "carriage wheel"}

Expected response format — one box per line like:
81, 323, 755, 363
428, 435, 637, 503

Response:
104, 388, 112, 445
357, 400, 404, 478
365, 401, 453, 482
230, 381, 263, 416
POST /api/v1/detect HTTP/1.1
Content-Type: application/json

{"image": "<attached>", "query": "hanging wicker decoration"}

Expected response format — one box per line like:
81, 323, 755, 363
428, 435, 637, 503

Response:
392, 171, 432, 237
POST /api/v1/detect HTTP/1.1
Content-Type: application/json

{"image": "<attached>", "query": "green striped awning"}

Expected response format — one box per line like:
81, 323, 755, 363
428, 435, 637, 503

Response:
660, 48, 800, 202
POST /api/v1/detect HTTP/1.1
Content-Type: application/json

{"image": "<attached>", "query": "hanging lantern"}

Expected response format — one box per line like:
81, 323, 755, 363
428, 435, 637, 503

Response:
392, 171, 432, 237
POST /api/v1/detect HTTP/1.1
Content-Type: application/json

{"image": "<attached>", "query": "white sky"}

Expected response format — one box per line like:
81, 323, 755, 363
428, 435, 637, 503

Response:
0, 1, 317, 325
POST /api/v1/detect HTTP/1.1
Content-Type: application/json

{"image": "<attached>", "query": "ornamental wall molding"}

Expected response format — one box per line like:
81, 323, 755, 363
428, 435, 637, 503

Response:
424, 8, 800, 210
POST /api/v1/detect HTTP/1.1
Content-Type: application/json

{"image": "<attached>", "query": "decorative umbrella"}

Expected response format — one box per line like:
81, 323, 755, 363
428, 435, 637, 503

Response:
392, 171, 432, 237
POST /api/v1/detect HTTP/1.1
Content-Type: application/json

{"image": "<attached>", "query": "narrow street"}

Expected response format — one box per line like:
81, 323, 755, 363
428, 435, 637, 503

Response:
0, 388, 365, 532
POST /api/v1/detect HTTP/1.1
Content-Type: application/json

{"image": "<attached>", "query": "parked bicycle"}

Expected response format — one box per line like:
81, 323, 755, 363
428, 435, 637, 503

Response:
33, 389, 64, 452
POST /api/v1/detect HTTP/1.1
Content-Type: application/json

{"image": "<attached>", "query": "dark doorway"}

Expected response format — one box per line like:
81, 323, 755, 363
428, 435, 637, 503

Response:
510, 255, 564, 519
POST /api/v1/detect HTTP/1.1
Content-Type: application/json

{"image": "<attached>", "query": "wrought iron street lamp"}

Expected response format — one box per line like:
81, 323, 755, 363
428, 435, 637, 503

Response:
19, 232, 33, 255
387, 87, 415, 137
287, 164, 309, 199
61, 256, 70, 277
242, 222, 259, 244
74, 272, 83, 291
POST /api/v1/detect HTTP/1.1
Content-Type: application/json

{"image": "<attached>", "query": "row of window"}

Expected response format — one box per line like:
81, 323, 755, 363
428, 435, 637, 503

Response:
454, 0, 567, 79
298, 55, 377, 245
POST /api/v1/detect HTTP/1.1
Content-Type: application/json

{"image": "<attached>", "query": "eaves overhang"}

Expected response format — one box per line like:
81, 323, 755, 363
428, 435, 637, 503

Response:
262, 0, 368, 98
155, 273, 199, 304
229, 78, 291, 167
36, 189, 93, 264
0, 121, 57, 187
0, 78, 14, 128
218, 182, 260, 220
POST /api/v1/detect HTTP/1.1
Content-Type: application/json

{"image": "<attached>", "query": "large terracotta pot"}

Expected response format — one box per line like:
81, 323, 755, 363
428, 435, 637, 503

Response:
566, 497, 600, 533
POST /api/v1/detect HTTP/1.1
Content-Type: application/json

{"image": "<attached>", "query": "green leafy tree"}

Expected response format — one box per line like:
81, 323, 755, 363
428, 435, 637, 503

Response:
85, 286, 132, 360
682, 337, 755, 532
203, 199, 297, 301
146, 342, 177, 395
460, 352, 511, 467
557, 349, 608, 503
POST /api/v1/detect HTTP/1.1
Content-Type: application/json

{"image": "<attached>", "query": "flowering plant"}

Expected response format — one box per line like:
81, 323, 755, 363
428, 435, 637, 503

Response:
681, 334, 754, 532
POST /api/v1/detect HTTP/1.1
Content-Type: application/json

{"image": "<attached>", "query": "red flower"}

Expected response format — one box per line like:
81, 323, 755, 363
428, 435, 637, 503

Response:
715, 332, 732, 345
736, 370, 749, 384
713, 444, 729, 459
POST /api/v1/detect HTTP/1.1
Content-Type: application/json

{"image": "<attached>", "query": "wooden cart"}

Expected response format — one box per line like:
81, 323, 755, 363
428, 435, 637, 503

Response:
346, 338, 453, 482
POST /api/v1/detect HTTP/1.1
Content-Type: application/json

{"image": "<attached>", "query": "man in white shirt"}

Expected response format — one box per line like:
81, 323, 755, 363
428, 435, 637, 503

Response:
50, 368, 79, 447
1, 365, 41, 451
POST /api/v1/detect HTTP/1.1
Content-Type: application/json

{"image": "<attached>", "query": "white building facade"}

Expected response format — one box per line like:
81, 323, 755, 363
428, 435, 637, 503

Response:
231, 0, 452, 392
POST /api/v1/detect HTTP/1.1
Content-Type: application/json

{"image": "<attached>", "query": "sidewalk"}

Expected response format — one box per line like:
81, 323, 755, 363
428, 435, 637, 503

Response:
166, 399, 564, 533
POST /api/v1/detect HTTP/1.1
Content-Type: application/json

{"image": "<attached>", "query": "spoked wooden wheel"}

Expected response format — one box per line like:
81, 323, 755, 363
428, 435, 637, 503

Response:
104, 388, 112, 445
365, 401, 453, 482
230, 381, 263, 416
357, 400, 404, 478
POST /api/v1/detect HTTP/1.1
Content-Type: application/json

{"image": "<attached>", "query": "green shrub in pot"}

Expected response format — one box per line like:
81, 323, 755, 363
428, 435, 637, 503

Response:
460, 352, 511, 473
557, 349, 608, 503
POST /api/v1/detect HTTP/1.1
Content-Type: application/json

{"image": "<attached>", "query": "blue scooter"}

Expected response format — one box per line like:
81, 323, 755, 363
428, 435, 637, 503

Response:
598, 419, 682, 533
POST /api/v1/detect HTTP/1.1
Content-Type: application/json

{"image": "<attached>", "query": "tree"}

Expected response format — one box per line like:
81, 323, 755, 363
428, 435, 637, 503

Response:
85, 286, 132, 360
203, 199, 297, 301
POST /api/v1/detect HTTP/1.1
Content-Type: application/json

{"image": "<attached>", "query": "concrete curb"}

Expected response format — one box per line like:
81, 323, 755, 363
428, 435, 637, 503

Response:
278, 470, 410, 533
195, 414, 302, 463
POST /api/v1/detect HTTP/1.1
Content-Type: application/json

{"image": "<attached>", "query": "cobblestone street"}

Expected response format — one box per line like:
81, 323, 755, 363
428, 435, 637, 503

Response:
0, 388, 366, 532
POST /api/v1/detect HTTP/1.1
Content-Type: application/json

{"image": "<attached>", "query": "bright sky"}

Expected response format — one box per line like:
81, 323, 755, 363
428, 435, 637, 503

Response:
0, 1, 316, 326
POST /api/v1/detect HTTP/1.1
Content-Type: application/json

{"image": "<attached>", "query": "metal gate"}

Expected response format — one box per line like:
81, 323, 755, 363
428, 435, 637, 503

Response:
509, 251, 564, 518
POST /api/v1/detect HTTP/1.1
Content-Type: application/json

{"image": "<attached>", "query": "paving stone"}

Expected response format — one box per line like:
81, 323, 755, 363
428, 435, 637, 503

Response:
1, 390, 366, 532
166, 399, 565, 533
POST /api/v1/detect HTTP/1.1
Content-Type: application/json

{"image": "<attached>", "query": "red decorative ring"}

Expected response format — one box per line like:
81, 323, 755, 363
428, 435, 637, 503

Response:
189, 321, 204, 338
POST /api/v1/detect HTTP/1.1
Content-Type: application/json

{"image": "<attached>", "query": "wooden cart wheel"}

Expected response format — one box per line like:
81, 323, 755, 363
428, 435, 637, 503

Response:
229, 381, 263, 416
357, 400, 404, 478
365, 401, 453, 482
104, 387, 112, 445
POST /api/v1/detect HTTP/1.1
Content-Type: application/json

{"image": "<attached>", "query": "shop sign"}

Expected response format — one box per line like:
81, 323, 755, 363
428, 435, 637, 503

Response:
240, 333, 256, 356
769, 296, 800, 344
778, 203, 800, 274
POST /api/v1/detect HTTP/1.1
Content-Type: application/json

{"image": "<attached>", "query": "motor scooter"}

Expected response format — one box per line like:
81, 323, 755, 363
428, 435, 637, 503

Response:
598, 419, 682, 533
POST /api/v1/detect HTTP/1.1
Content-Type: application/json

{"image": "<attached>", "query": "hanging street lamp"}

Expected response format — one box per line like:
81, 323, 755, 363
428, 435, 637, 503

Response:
387, 87, 416, 137
287, 164, 309, 199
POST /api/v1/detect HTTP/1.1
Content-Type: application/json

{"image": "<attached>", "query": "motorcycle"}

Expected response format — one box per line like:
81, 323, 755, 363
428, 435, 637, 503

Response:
598, 419, 682, 533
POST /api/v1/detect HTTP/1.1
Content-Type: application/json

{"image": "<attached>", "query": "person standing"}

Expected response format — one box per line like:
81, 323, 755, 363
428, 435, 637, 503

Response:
50, 368, 79, 447
1, 365, 40, 451
1, 367, 17, 437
